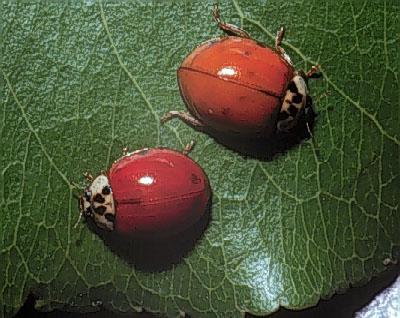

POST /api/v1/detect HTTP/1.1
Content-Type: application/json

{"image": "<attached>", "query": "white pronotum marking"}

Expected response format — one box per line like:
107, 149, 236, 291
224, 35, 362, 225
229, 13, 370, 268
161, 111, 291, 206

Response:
278, 74, 309, 131
83, 174, 115, 231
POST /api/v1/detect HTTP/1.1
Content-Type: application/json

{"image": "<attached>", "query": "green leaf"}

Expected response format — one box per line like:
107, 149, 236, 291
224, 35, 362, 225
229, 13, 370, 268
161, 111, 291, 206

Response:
1, 0, 399, 317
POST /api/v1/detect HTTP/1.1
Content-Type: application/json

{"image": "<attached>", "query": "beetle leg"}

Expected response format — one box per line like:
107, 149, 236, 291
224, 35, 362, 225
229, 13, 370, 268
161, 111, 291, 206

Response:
212, 4, 251, 38
160, 111, 206, 131
306, 122, 313, 138
303, 95, 319, 139
275, 26, 286, 55
182, 140, 196, 156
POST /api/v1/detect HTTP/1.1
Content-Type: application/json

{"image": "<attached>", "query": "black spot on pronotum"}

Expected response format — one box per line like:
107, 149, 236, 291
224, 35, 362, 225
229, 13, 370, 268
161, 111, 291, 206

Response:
84, 191, 91, 201
105, 213, 115, 223
93, 193, 105, 203
277, 111, 290, 121
85, 207, 93, 217
287, 81, 298, 94
94, 205, 107, 215
292, 93, 303, 104
288, 104, 299, 117
102, 186, 111, 195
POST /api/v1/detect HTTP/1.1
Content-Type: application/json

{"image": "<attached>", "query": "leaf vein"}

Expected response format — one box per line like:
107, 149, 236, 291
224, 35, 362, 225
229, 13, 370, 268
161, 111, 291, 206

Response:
1, 70, 74, 189
98, 0, 161, 145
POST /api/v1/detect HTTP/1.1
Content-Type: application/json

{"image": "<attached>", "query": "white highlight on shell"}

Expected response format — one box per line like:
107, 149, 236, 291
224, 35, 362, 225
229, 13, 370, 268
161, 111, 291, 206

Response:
138, 175, 154, 186
217, 66, 237, 77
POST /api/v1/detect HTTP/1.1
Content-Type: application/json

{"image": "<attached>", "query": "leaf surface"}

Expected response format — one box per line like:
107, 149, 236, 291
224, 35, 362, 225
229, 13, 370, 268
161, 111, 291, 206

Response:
1, 0, 399, 317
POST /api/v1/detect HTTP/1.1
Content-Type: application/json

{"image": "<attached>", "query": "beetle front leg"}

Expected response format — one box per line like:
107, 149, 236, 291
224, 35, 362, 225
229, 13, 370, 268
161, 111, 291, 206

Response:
275, 26, 286, 55
160, 111, 206, 131
182, 140, 195, 156
212, 4, 251, 38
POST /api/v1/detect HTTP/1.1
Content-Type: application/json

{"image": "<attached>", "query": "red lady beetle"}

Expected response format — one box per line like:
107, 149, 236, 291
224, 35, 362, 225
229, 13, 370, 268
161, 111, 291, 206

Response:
79, 143, 210, 238
161, 5, 321, 137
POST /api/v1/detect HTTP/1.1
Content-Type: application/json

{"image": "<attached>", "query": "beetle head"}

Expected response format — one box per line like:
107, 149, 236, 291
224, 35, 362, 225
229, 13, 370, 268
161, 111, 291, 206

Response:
277, 73, 310, 132
79, 174, 115, 231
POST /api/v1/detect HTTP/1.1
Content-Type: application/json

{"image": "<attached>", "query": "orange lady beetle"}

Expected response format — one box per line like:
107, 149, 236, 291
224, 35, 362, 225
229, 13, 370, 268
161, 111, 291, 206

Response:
161, 5, 321, 138
79, 143, 211, 238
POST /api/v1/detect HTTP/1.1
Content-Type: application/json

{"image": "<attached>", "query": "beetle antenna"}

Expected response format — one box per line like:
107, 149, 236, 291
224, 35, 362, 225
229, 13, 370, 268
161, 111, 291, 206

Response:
306, 122, 313, 138
83, 172, 93, 182
73, 212, 83, 229
306, 65, 322, 79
